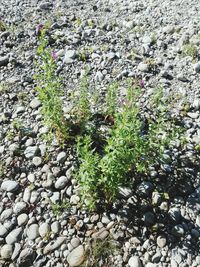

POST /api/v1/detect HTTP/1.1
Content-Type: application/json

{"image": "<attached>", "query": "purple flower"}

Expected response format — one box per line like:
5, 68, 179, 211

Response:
35, 24, 44, 36
139, 79, 145, 88
51, 51, 57, 60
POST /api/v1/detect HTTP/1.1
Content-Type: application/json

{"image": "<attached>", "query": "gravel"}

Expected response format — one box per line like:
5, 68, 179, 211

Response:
0, 0, 200, 266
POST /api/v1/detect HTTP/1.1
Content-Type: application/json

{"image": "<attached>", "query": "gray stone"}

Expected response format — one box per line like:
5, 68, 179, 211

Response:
0, 223, 8, 237
15, 106, 25, 114
168, 208, 181, 223
152, 251, 162, 263
11, 243, 21, 260
51, 221, 60, 234
71, 237, 80, 248
1, 180, 19, 192
32, 156, 42, 167
24, 146, 40, 159
119, 187, 132, 198
137, 181, 154, 196
0, 244, 13, 259
30, 98, 41, 109
0, 56, 9, 66
13, 202, 27, 214
9, 143, 20, 154
27, 224, 39, 240
172, 224, 185, 237
0, 208, 13, 221
6, 227, 22, 244
55, 176, 69, 190
39, 222, 50, 238
156, 236, 167, 248
144, 212, 155, 226
67, 245, 85, 267
64, 50, 76, 64
128, 256, 142, 267
43, 237, 67, 254
194, 62, 200, 73
57, 151, 67, 164
17, 213, 28, 226
138, 62, 149, 72
70, 195, 80, 205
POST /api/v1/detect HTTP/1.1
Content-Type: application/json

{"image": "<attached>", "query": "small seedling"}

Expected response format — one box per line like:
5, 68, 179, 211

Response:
50, 199, 70, 216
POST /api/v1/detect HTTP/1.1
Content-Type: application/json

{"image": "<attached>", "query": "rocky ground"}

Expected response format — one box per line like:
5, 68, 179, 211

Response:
0, 0, 200, 266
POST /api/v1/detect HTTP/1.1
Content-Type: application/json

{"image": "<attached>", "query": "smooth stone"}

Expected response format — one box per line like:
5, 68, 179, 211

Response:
64, 50, 76, 64
119, 187, 132, 198
144, 212, 155, 226
128, 256, 142, 267
55, 176, 69, 190
6, 227, 22, 245
137, 62, 149, 72
30, 98, 41, 109
194, 62, 200, 73
13, 202, 27, 214
71, 237, 80, 248
67, 245, 85, 267
0, 244, 13, 259
51, 221, 60, 234
172, 224, 185, 237
57, 152, 67, 163
70, 195, 80, 205
0, 56, 9, 66
168, 208, 181, 223
39, 222, 50, 238
0, 208, 13, 221
0, 223, 8, 237
43, 237, 67, 254
11, 243, 21, 260
1, 180, 19, 192
156, 236, 167, 248
24, 146, 40, 159
137, 181, 154, 196
17, 213, 28, 226
27, 224, 39, 240
32, 156, 42, 167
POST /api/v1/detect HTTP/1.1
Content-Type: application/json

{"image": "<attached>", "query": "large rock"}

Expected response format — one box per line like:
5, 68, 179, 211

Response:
1, 180, 19, 192
67, 245, 85, 266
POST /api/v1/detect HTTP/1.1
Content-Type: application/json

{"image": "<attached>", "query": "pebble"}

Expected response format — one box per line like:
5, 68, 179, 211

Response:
172, 224, 185, 237
6, 227, 22, 245
156, 236, 167, 248
55, 176, 69, 190
0, 55, 9, 66
64, 50, 76, 64
51, 221, 60, 234
24, 146, 40, 159
0, 244, 13, 259
32, 156, 42, 166
0, 223, 8, 237
30, 98, 41, 109
27, 224, 39, 240
128, 256, 142, 267
43, 237, 67, 254
194, 62, 200, 73
39, 222, 50, 238
17, 213, 28, 226
57, 152, 67, 164
67, 245, 85, 267
1, 180, 19, 192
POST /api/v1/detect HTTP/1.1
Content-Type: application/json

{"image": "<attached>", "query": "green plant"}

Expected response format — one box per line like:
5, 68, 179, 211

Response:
50, 199, 70, 216
75, 70, 91, 122
182, 43, 197, 59
0, 21, 6, 31
0, 162, 6, 178
82, 238, 116, 267
105, 82, 119, 116
76, 83, 183, 209
34, 28, 69, 142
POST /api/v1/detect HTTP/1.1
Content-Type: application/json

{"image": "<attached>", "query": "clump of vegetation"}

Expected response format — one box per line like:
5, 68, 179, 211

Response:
82, 238, 117, 267
76, 83, 183, 209
34, 27, 69, 142
50, 199, 70, 217
0, 20, 6, 31
182, 43, 198, 59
